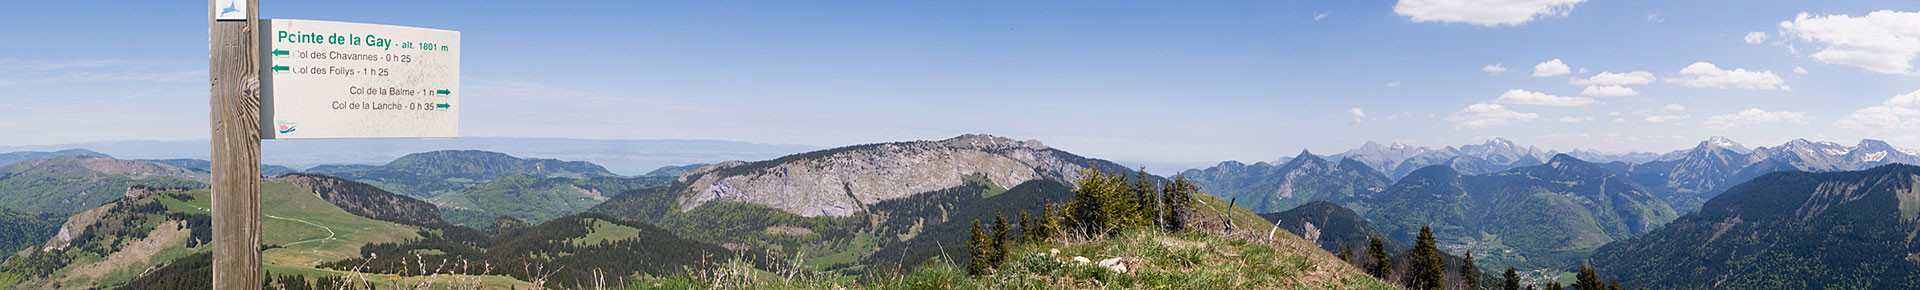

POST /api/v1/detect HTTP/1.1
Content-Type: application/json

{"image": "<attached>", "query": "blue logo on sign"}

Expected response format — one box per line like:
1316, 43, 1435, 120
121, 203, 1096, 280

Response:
277, 124, 296, 134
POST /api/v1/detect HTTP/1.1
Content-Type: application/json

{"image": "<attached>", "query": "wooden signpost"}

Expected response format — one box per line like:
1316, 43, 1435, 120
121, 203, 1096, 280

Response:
209, 0, 261, 288
209, 1, 457, 288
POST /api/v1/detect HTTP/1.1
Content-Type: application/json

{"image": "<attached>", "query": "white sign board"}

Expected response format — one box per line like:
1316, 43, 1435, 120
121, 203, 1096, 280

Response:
214, 0, 246, 21
259, 19, 459, 139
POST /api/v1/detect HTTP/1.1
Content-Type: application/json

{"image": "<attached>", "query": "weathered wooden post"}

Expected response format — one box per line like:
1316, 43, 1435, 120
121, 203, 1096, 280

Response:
208, 0, 262, 288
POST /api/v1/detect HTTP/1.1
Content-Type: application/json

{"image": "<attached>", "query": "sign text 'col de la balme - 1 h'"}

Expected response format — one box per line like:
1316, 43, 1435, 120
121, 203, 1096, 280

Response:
258, 19, 459, 139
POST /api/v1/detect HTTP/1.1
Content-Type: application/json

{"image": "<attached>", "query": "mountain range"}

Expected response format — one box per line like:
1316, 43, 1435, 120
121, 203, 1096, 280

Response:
1180, 151, 1391, 214
1590, 164, 1920, 289
1193, 136, 1920, 215
0, 133, 1915, 288
1363, 155, 1678, 271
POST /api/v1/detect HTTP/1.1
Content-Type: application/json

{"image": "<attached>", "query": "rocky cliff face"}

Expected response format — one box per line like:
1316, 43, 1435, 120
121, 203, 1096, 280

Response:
674, 134, 1116, 217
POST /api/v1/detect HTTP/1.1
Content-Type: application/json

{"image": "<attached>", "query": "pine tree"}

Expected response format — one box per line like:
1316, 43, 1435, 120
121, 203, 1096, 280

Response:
1161, 174, 1196, 232
1132, 168, 1157, 229
1503, 266, 1521, 290
966, 220, 993, 276
1607, 281, 1620, 290
1099, 168, 1140, 235
1034, 203, 1060, 242
1574, 263, 1603, 290
1337, 245, 1354, 264
1069, 165, 1125, 237
1017, 211, 1034, 242
1408, 226, 1445, 290
1546, 283, 1563, 290
1367, 236, 1391, 279
991, 214, 1012, 266
1461, 251, 1479, 290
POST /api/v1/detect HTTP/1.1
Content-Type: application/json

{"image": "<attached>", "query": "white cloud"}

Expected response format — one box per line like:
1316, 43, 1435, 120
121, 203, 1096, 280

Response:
1387, 82, 1402, 87
1349, 107, 1368, 124
1794, 66, 1808, 74
1447, 103, 1539, 129
1663, 104, 1687, 112
1557, 116, 1592, 123
1644, 114, 1691, 123
1494, 89, 1600, 106
1666, 62, 1789, 90
1744, 31, 1770, 44
1704, 108, 1813, 130
1569, 71, 1656, 86
1533, 59, 1572, 77
1484, 64, 1509, 75
1776, 11, 1920, 75
1833, 89, 1920, 132
1316, 12, 1330, 21
1393, 0, 1588, 27
1646, 14, 1665, 23
1579, 85, 1640, 97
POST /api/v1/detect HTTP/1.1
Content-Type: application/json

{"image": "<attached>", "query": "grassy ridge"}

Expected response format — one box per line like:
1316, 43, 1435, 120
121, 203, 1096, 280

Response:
3, 181, 534, 289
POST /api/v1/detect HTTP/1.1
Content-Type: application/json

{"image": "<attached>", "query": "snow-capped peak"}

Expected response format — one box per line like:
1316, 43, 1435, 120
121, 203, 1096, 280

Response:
1706, 136, 1742, 149
1863, 151, 1889, 162
1822, 147, 1850, 156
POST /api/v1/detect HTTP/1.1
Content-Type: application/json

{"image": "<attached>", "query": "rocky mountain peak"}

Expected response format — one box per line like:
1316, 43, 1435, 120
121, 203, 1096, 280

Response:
1856, 139, 1895, 151
1359, 141, 1387, 152
938, 134, 1046, 151
1541, 154, 1607, 175
1547, 153, 1585, 165
1389, 141, 1413, 150
675, 134, 1125, 217
1283, 150, 1329, 168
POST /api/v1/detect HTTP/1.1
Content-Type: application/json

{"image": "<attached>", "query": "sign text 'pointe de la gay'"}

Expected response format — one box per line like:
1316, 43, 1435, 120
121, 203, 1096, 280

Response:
258, 19, 460, 139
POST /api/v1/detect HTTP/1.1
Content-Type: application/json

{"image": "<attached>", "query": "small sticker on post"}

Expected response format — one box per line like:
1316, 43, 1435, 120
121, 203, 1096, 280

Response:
215, 0, 247, 21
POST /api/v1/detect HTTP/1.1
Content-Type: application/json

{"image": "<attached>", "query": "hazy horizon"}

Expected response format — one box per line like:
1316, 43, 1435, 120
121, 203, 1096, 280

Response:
5, 1, 1919, 165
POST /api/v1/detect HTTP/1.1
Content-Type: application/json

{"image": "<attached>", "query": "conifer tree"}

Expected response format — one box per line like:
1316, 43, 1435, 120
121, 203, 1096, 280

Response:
966, 220, 992, 276
1503, 267, 1521, 290
1574, 263, 1603, 290
1546, 283, 1563, 290
1161, 174, 1196, 232
1069, 165, 1135, 237
1408, 226, 1445, 290
991, 214, 1011, 266
1034, 203, 1060, 242
1067, 167, 1104, 238
1132, 168, 1157, 229
1461, 251, 1479, 290
1607, 281, 1620, 290
1368, 236, 1391, 279
1099, 169, 1140, 235
1017, 211, 1034, 242
1337, 245, 1354, 264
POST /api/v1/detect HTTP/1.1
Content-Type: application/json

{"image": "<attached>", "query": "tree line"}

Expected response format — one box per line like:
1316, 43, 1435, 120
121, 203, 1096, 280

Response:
965, 166, 1199, 276
1334, 225, 1641, 290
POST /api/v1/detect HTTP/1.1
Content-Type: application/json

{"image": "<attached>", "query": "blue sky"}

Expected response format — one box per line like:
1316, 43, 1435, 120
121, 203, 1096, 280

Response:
3, 1, 1919, 165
